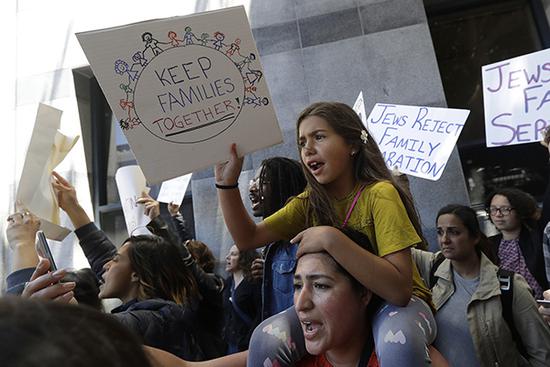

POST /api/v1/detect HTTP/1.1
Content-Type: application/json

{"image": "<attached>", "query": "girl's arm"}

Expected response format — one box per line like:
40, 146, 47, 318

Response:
215, 144, 279, 250
294, 226, 413, 306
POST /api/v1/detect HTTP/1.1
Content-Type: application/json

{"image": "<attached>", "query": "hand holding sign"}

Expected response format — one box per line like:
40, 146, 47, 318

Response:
136, 192, 160, 220
214, 143, 243, 185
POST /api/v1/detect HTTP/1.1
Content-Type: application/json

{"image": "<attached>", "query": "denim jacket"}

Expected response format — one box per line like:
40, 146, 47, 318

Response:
261, 240, 298, 320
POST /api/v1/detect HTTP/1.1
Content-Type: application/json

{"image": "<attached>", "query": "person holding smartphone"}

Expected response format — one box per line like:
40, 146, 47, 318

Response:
5, 210, 77, 302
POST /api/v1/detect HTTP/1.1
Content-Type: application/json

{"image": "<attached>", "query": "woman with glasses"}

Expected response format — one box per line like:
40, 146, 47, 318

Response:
485, 188, 548, 298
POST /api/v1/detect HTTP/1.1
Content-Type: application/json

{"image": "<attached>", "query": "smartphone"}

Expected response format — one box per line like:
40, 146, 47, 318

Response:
537, 299, 550, 308
36, 230, 57, 272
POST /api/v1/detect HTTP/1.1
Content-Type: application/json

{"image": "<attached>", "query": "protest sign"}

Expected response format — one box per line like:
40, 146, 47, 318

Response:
362, 102, 469, 181
353, 91, 367, 126
16, 103, 79, 240
157, 173, 192, 205
77, 6, 282, 184
115, 165, 151, 236
482, 48, 550, 147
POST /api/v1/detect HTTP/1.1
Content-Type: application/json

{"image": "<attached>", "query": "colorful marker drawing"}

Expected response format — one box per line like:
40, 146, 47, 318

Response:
212, 31, 226, 51
183, 26, 197, 45
167, 31, 183, 47
226, 38, 242, 57
198, 33, 209, 46
114, 59, 138, 82
114, 27, 269, 131
141, 32, 165, 57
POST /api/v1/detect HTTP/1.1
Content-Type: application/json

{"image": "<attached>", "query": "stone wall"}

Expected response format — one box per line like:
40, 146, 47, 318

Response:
192, 0, 470, 268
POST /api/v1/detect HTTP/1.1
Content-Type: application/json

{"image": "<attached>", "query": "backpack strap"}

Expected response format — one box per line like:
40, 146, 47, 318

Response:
428, 253, 446, 288
497, 268, 527, 358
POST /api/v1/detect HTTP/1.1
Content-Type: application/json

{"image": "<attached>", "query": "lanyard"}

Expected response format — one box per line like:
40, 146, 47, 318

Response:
342, 184, 366, 228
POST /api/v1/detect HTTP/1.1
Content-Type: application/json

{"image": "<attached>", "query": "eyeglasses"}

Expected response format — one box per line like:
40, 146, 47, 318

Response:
487, 206, 514, 216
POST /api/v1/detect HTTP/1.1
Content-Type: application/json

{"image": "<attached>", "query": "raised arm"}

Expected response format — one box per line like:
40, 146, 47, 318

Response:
168, 202, 193, 242
214, 144, 278, 250
52, 171, 116, 276
6, 211, 40, 272
51, 171, 92, 229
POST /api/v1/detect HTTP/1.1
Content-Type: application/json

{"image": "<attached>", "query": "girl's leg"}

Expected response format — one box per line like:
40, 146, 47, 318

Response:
372, 296, 436, 367
246, 306, 306, 367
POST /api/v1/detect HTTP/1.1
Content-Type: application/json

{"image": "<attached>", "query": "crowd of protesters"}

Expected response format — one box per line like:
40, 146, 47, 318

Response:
3, 101, 550, 367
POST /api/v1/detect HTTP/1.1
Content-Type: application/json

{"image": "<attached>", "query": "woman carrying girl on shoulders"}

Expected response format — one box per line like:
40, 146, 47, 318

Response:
215, 102, 436, 366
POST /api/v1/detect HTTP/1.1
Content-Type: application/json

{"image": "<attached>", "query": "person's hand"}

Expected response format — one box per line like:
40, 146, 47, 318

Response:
215, 143, 244, 186
168, 202, 181, 217
137, 191, 160, 220
21, 258, 77, 304
6, 211, 40, 250
292, 226, 342, 258
539, 289, 550, 325
251, 258, 264, 280
51, 171, 79, 212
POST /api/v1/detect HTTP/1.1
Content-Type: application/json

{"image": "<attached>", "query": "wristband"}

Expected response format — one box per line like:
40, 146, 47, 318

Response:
215, 182, 239, 189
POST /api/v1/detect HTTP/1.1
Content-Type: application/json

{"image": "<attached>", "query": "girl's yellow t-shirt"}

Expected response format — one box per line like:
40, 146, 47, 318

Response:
263, 181, 432, 305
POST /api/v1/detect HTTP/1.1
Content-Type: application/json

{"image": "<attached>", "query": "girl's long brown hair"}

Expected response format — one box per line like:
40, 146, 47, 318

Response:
296, 102, 427, 249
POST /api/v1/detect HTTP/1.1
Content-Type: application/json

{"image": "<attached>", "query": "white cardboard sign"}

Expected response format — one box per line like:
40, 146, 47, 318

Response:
352, 91, 367, 126
363, 102, 469, 181
77, 6, 282, 184
115, 165, 151, 236
157, 173, 192, 205
16, 104, 79, 240
482, 48, 550, 148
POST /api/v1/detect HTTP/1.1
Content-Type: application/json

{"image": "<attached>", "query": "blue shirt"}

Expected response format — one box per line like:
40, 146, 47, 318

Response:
261, 241, 297, 320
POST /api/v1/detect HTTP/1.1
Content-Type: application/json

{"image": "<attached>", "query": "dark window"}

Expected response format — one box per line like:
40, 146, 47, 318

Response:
426, 0, 550, 207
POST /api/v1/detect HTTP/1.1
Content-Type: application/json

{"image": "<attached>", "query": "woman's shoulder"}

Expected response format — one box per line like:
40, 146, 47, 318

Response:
510, 272, 536, 301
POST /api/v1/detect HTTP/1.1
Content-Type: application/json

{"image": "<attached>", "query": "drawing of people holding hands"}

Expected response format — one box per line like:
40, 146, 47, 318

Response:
226, 38, 241, 57
183, 26, 197, 45
199, 33, 209, 46
212, 31, 226, 51
167, 31, 183, 47
141, 32, 164, 57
